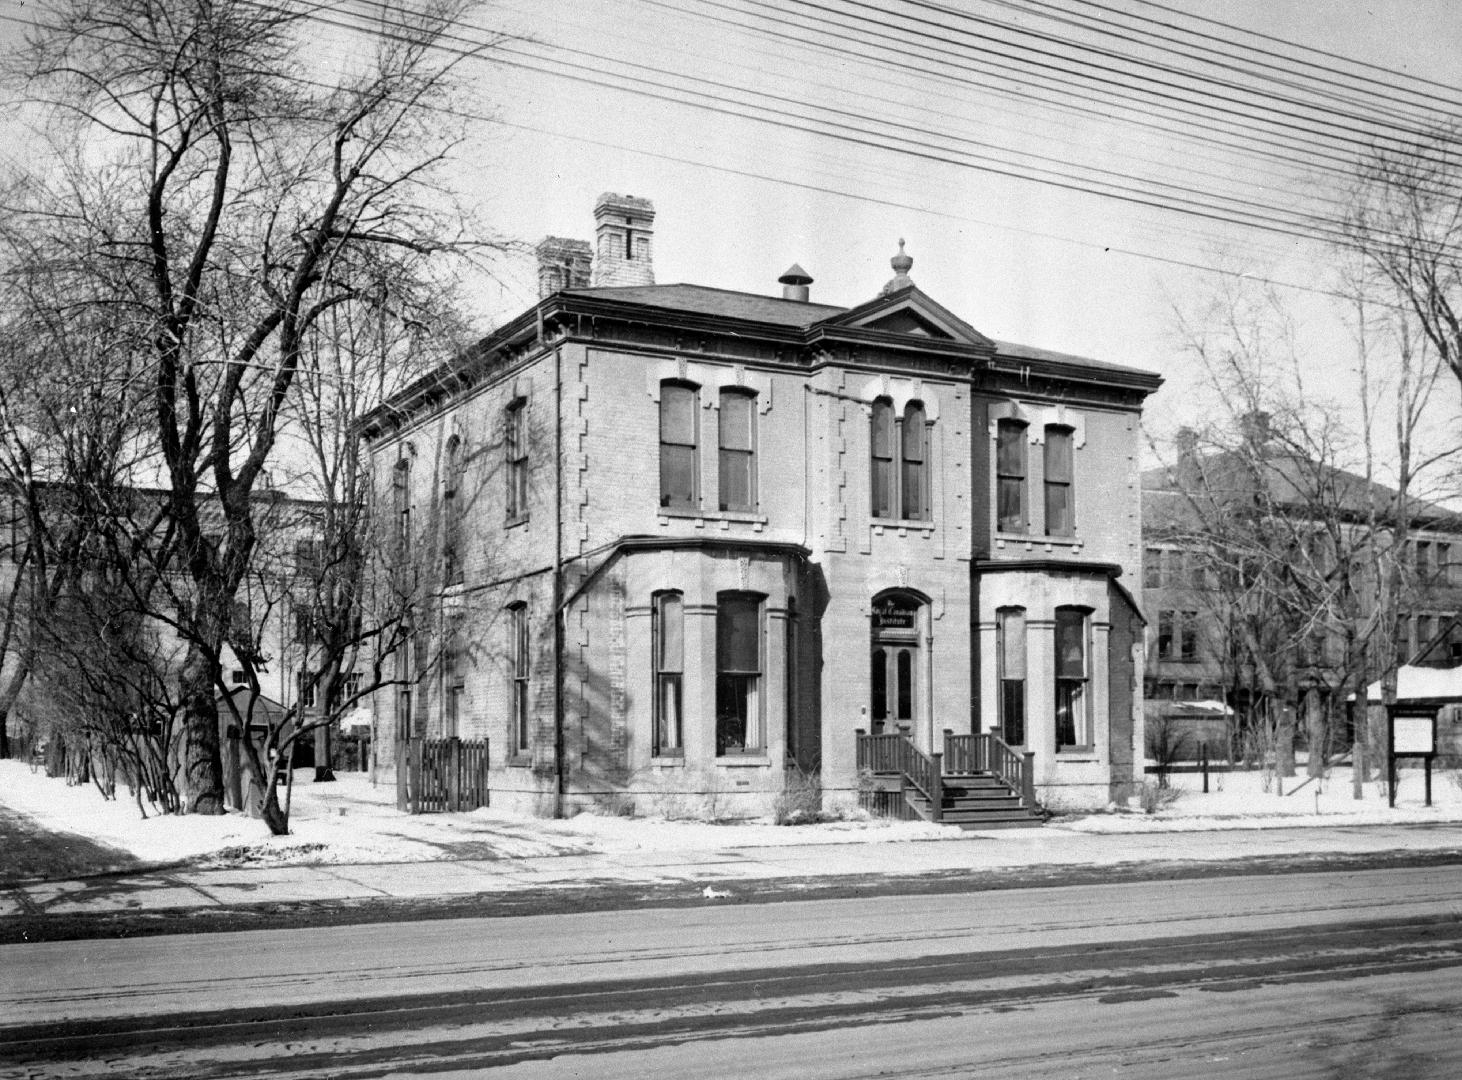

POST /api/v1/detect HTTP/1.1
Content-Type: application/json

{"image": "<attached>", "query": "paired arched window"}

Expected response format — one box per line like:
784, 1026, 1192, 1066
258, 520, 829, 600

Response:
871, 398, 930, 521
659, 381, 699, 509
392, 457, 412, 561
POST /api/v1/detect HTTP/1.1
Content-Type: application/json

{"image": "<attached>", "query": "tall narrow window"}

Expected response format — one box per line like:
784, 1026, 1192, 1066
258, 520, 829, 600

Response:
505, 400, 528, 521
1157, 610, 1174, 660
1180, 611, 1199, 661
446, 633, 465, 737
396, 628, 414, 739
1143, 547, 1162, 589
659, 382, 698, 508
393, 458, 411, 564
996, 419, 1027, 533
901, 402, 929, 520
652, 592, 684, 756
510, 604, 530, 754
785, 597, 799, 760
997, 608, 1027, 746
443, 437, 463, 585
718, 389, 756, 511
870, 398, 895, 518
870, 647, 888, 726
716, 592, 762, 755
1054, 607, 1089, 749
1044, 425, 1074, 536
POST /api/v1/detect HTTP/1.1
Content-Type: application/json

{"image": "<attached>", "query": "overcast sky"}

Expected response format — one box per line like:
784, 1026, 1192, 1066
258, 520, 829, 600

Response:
5, 0, 1461, 456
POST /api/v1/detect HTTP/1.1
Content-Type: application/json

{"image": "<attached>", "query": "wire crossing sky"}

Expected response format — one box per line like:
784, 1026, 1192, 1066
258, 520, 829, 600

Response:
2, 0, 1460, 422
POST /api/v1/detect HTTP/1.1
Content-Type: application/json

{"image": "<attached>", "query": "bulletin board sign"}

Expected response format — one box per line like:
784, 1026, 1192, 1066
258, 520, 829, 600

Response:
1387, 706, 1439, 808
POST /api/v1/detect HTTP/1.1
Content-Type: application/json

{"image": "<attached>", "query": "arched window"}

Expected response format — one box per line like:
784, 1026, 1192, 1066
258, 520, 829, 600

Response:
901, 401, 928, 521
996, 419, 1027, 534
718, 388, 757, 511
659, 381, 699, 509
652, 592, 684, 756
1044, 424, 1075, 537
997, 607, 1026, 746
871, 398, 895, 518
442, 436, 463, 585
870, 399, 931, 521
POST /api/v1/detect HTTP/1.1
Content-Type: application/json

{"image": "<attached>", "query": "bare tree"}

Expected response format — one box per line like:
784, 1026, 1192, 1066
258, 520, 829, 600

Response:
4, 0, 502, 812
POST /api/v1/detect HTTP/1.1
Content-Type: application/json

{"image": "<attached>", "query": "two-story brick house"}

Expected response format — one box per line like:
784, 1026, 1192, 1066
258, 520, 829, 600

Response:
359, 194, 1161, 818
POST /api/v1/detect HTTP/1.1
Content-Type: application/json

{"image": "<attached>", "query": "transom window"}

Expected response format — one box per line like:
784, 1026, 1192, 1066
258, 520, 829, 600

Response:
659, 382, 698, 509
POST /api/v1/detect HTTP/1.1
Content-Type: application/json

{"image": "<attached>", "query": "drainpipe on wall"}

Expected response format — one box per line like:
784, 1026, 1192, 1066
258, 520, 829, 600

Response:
552, 341, 566, 818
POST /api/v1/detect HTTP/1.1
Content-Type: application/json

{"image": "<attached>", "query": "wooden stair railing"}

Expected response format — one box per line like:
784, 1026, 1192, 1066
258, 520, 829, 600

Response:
856, 730, 943, 822
943, 730, 1038, 811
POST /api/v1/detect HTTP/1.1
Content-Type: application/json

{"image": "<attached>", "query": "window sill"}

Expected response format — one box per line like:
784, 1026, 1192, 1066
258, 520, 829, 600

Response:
871, 518, 936, 537
651, 755, 685, 767
715, 754, 771, 767
505, 514, 529, 530
995, 532, 1081, 550
507, 755, 533, 768
658, 506, 768, 528
1056, 747, 1097, 761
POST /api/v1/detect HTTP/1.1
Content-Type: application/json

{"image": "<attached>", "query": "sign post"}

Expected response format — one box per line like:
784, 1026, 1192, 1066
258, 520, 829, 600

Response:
1387, 705, 1438, 809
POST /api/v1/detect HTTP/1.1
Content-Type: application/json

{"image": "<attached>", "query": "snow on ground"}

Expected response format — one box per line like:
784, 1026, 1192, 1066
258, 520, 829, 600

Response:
0, 761, 955, 871
5, 758, 1462, 873
1062, 763, 1462, 833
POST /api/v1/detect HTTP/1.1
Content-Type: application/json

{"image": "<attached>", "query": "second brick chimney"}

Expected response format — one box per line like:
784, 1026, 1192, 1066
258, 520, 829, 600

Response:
590, 193, 655, 287
535, 236, 592, 298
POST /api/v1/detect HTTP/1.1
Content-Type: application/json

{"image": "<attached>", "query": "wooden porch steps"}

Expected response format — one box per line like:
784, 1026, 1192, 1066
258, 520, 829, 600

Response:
903, 773, 1044, 830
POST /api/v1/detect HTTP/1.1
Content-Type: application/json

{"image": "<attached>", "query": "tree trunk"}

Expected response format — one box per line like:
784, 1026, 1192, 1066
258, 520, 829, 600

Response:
1275, 701, 1297, 778
223, 723, 243, 811
259, 774, 290, 836
1305, 690, 1327, 778
0, 708, 9, 760
179, 647, 226, 814
314, 721, 335, 782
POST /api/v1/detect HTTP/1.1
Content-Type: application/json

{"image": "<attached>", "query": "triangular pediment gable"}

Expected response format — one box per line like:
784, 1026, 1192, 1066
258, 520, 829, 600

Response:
818, 286, 995, 349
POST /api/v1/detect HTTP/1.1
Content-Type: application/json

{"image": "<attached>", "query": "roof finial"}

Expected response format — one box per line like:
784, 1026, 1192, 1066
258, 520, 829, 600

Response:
881, 238, 914, 295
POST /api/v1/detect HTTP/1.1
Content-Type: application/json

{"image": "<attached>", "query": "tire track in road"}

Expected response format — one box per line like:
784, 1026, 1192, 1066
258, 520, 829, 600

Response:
7, 913, 1462, 1078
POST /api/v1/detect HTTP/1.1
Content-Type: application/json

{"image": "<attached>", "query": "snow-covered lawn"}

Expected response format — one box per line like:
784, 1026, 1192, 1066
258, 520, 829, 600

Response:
5, 758, 1461, 875
1062, 762, 1462, 833
0, 761, 956, 872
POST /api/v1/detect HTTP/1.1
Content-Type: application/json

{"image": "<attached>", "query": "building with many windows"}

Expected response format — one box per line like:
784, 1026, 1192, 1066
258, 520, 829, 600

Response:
359, 194, 1162, 817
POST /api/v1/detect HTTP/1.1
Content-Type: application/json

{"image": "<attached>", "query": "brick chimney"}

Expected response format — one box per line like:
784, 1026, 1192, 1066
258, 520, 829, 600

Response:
590, 193, 655, 287
535, 236, 592, 298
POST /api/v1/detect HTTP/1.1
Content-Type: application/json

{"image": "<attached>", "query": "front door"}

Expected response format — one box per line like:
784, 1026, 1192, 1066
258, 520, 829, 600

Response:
871, 592, 923, 738
870, 643, 917, 735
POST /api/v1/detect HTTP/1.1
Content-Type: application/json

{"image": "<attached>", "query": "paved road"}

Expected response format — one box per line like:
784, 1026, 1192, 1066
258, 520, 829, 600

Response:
3, 866, 1461, 1077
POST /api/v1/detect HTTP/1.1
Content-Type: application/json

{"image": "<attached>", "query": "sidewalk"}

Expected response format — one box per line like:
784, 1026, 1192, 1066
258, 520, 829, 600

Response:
8, 819, 1462, 921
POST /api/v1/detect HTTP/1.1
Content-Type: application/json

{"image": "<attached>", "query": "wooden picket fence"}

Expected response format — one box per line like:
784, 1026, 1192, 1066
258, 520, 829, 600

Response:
396, 736, 491, 814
